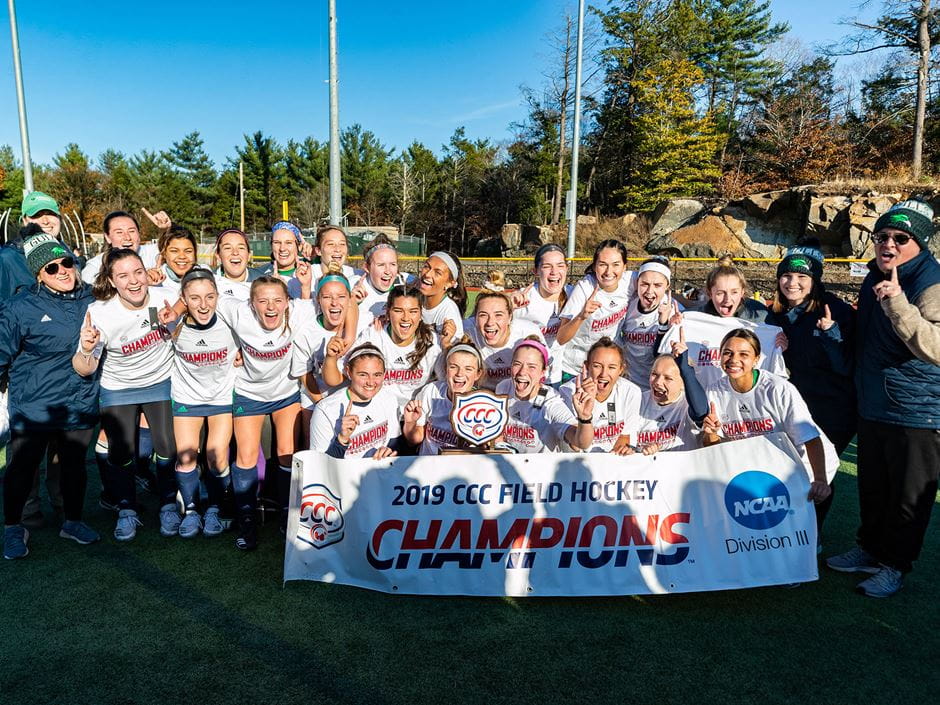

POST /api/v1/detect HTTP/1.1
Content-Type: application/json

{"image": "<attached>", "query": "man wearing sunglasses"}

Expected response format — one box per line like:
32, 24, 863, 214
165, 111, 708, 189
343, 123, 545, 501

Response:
827, 199, 940, 598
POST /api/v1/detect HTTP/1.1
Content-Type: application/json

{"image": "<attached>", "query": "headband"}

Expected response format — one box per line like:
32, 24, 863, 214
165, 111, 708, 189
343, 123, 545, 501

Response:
316, 273, 351, 293
513, 338, 550, 368
271, 221, 303, 244
181, 267, 216, 288
534, 243, 565, 265
638, 261, 672, 281
345, 345, 384, 365
429, 251, 459, 281
366, 242, 396, 261
446, 343, 482, 363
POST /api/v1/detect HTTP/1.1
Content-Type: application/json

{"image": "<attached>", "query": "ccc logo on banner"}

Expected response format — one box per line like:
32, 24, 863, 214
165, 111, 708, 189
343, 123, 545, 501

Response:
298, 483, 345, 549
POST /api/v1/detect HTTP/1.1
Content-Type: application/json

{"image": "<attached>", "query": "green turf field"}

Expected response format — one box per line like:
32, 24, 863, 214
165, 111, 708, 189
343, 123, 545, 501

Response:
1, 446, 938, 705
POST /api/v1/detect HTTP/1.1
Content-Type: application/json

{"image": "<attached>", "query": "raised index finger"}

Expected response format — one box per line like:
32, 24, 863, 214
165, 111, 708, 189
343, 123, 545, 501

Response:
824, 304, 832, 319
84, 311, 91, 327
890, 264, 899, 284
679, 325, 686, 343
588, 284, 599, 300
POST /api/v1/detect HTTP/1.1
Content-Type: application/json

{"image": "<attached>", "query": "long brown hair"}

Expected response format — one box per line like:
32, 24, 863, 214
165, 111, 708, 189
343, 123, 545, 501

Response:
386, 284, 434, 371
92, 248, 145, 301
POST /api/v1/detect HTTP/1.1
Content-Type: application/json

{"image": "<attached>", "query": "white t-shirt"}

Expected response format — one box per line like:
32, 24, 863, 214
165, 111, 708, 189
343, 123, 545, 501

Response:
496, 379, 576, 453
558, 272, 635, 375
413, 381, 461, 455
81, 242, 160, 285
85, 286, 175, 391
512, 283, 572, 384
560, 376, 642, 453
635, 391, 697, 452
310, 386, 402, 458
290, 316, 344, 409
216, 296, 317, 402
357, 325, 442, 407
619, 298, 685, 389
705, 371, 839, 482
214, 270, 253, 301
658, 311, 787, 388
467, 319, 545, 391
422, 297, 464, 344
171, 315, 239, 407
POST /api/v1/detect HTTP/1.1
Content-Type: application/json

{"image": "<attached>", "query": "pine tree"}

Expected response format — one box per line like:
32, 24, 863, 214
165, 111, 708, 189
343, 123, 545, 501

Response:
163, 131, 217, 232
618, 58, 723, 211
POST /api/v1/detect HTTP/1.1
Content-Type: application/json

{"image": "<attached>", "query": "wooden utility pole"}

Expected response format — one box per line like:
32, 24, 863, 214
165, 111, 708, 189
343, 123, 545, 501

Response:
912, 0, 931, 180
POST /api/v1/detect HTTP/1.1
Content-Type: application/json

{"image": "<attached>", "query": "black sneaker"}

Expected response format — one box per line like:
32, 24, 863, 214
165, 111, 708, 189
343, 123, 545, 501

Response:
235, 515, 258, 551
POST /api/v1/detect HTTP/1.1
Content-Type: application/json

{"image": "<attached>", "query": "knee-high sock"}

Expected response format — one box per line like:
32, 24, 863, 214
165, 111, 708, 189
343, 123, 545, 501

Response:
177, 467, 200, 510
232, 464, 258, 513
206, 466, 231, 508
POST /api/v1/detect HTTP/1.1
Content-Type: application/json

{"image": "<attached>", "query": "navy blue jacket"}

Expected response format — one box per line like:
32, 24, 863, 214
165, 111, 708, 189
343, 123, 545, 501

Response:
0, 240, 34, 302
855, 250, 940, 429
0, 283, 100, 431
767, 291, 857, 437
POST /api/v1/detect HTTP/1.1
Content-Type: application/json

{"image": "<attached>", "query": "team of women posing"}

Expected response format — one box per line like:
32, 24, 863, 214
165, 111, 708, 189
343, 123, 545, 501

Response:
2, 211, 854, 559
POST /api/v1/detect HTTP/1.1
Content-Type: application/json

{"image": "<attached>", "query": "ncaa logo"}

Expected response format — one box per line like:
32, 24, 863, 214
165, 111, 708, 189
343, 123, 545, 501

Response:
298, 484, 345, 549
451, 391, 509, 446
724, 471, 791, 530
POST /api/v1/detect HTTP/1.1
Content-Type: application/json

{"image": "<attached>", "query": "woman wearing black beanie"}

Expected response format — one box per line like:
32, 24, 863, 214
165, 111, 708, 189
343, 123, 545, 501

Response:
767, 238, 857, 540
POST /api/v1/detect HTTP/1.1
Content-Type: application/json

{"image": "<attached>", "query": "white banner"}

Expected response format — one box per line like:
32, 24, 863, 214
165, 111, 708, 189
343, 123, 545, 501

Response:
284, 434, 819, 596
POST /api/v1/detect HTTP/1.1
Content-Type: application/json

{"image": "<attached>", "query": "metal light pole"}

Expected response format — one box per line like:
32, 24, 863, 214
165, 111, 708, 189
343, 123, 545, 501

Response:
565, 0, 585, 259
328, 0, 343, 226
8, 0, 33, 193
238, 161, 246, 231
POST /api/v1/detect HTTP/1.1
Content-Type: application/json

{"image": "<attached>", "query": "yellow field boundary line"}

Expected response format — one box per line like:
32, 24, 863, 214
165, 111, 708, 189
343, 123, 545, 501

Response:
243, 255, 869, 264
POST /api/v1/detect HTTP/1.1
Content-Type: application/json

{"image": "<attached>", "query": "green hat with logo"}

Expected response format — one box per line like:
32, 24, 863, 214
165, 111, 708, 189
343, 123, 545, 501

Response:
21, 191, 61, 218
873, 199, 935, 250
23, 231, 70, 276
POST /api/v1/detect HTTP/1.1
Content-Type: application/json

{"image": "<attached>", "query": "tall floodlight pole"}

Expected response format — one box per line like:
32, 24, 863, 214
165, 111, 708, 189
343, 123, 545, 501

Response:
565, 0, 586, 259
8, 0, 33, 193
328, 0, 342, 226
238, 161, 246, 231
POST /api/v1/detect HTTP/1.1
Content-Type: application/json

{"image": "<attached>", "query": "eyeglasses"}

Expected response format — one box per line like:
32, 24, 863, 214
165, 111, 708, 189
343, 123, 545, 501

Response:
873, 232, 913, 246
43, 257, 75, 275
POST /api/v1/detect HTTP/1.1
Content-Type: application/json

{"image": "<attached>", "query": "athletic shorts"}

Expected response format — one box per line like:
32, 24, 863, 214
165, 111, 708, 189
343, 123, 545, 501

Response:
233, 391, 301, 417
171, 399, 232, 418
100, 378, 172, 409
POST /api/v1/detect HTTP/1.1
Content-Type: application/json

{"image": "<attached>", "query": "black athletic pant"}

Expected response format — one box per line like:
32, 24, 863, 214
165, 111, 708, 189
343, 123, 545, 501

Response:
100, 400, 176, 508
3, 427, 96, 525
856, 417, 940, 573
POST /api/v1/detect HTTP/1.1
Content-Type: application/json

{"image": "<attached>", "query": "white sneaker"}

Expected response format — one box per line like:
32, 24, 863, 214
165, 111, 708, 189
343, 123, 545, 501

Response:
114, 510, 142, 542
178, 510, 202, 539
159, 504, 182, 537
203, 507, 224, 537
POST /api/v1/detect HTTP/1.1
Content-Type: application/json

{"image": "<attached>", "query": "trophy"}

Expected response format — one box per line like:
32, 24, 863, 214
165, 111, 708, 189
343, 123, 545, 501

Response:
442, 389, 511, 454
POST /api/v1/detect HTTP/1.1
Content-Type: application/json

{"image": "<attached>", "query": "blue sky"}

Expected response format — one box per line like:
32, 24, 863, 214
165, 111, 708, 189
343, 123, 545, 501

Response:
0, 0, 876, 167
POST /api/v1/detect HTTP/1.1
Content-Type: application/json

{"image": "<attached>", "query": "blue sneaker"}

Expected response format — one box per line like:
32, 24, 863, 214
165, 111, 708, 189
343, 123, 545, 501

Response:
3, 525, 29, 559
178, 510, 202, 539
59, 520, 101, 545
114, 509, 142, 542
826, 546, 880, 574
202, 507, 224, 537
856, 565, 903, 598
159, 504, 182, 537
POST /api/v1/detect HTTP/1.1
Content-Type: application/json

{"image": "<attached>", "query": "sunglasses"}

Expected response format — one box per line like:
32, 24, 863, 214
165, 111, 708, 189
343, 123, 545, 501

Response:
873, 232, 913, 246
43, 257, 76, 275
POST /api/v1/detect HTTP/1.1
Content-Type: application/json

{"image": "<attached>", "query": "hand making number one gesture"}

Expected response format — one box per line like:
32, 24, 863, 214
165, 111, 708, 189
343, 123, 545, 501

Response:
79, 312, 100, 354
